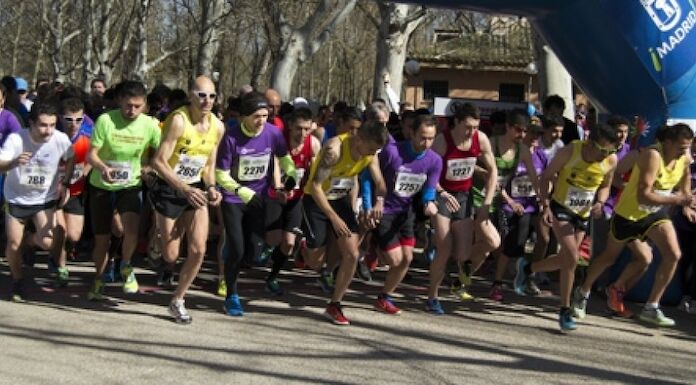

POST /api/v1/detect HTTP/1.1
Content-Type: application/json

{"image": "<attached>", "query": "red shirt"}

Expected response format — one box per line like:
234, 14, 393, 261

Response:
268, 133, 313, 201
439, 129, 480, 193
65, 134, 90, 196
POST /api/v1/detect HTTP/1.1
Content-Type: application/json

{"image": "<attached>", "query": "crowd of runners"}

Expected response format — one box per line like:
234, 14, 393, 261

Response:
0, 74, 695, 332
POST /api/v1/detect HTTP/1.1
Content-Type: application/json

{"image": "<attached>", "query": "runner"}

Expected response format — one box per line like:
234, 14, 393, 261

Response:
264, 107, 320, 295
302, 121, 388, 325
427, 103, 499, 314
514, 123, 621, 331
363, 114, 442, 314
215, 92, 298, 317
150, 76, 224, 323
0, 102, 74, 301
573, 123, 694, 327
50, 98, 92, 287
87, 80, 161, 300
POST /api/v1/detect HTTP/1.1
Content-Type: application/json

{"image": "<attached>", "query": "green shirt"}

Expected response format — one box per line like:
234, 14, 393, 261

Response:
89, 110, 161, 191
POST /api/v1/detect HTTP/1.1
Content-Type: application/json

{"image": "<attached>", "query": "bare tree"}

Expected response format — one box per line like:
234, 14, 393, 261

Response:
265, 0, 357, 100
41, 0, 81, 80
195, 0, 230, 77
369, 2, 427, 105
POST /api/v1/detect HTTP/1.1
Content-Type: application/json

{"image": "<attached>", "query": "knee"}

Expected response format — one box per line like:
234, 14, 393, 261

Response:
188, 241, 206, 260
561, 252, 579, 270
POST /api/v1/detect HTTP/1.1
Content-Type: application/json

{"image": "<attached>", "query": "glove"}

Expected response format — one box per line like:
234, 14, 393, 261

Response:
237, 186, 263, 210
283, 176, 296, 191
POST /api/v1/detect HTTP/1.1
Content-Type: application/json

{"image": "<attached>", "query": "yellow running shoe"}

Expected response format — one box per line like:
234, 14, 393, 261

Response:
87, 279, 105, 301
217, 278, 227, 297
450, 284, 474, 301
120, 264, 139, 294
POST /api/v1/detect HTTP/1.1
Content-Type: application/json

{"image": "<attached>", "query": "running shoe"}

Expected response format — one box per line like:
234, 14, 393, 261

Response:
571, 287, 588, 319
317, 272, 335, 293
374, 295, 401, 315
459, 263, 472, 286
678, 296, 696, 314
168, 299, 192, 324
324, 302, 350, 325
450, 284, 474, 301
559, 308, 578, 332
56, 267, 69, 288
426, 298, 445, 315
488, 284, 504, 302
255, 246, 274, 267
47, 257, 59, 275
365, 251, 379, 272
87, 279, 105, 301
10, 280, 24, 302
120, 264, 139, 294
606, 285, 625, 314
223, 294, 244, 317
513, 258, 530, 296
157, 269, 175, 288
102, 259, 116, 283
216, 279, 227, 297
266, 279, 284, 296
639, 307, 675, 327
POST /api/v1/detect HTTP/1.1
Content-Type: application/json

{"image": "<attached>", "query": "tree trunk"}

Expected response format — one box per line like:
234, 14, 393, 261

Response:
32, 30, 50, 88
131, 0, 151, 81
195, 0, 226, 78
372, 2, 426, 108
11, 3, 26, 75
82, 0, 95, 91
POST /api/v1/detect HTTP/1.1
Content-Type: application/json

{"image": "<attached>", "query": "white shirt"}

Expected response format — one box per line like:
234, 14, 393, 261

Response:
0, 129, 73, 205
541, 139, 564, 161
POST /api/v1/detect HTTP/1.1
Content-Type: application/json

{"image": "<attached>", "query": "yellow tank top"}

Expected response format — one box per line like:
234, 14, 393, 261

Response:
614, 144, 687, 221
165, 107, 221, 185
552, 140, 613, 218
304, 133, 373, 200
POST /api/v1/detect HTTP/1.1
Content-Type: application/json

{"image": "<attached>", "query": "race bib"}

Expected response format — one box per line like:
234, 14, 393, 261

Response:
238, 153, 270, 181
638, 189, 673, 214
394, 171, 427, 198
445, 157, 476, 181
563, 185, 595, 213
20, 165, 51, 189
106, 161, 132, 185
70, 164, 85, 185
292, 168, 305, 190
325, 177, 355, 200
174, 154, 208, 184
511, 175, 535, 198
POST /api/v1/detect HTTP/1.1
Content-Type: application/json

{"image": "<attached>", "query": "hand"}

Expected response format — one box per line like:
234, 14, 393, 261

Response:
683, 206, 696, 223
679, 193, 696, 207
423, 201, 438, 217
184, 185, 208, 209
591, 202, 603, 219
237, 186, 262, 208
542, 206, 554, 227
142, 170, 156, 187
207, 187, 222, 206
13, 152, 32, 168
330, 214, 352, 238
510, 201, 525, 216
283, 176, 296, 191
58, 184, 70, 208
359, 210, 378, 230
100, 165, 115, 184
371, 198, 384, 222
440, 191, 460, 213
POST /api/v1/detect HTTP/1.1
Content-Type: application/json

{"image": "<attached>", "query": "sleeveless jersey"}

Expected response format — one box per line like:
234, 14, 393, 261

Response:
614, 144, 687, 221
439, 129, 480, 192
67, 134, 90, 196
165, 107, 220, 185
551, 140, 613, 218
268, 133, 313, 201
304, 133, 373, 200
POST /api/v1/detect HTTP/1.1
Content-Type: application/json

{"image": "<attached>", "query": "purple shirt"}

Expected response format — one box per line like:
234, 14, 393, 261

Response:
504, 146, 546, 214
380, 141, 442, 215
216, 122, 288, 204
0, 109, 21, 146
603, 142, 631, 217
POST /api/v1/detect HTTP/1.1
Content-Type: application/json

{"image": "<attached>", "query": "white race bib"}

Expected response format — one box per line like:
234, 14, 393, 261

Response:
325, 177, 355, 200
20, 165, 51, 189
511, 175, 535, 198
638, 189, 673, 214
106, 161, 133, 185
292, 168, 305, 190
70, 164, 85, 185
394, 171, 427, 198
174, 154, 208, 184
238, 153, 270, 181
563, 185, 595, 213
446, 157, 476, 181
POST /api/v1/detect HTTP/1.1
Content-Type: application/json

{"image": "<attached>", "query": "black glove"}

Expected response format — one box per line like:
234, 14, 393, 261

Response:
283, 176, 296, 191
247, 193, 264, 210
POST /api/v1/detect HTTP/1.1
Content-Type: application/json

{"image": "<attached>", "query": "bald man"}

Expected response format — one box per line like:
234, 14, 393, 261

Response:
151, 76, 225, 324
265, 88, 284, 130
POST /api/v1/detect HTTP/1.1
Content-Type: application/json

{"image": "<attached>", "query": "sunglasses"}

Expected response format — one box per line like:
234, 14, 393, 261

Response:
63, 116, 83, 123
195, 91, 217, 100
592, 141, 618, 156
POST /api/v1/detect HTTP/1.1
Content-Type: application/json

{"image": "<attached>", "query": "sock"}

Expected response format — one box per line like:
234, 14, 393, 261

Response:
644, 302, 659, 310
560, 306, 570, 314
580, 289, 590, 299
378, 293, 391, 301
268, 248, 288, 281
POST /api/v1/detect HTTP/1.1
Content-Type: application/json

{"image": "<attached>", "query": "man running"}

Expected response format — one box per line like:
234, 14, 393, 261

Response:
0, 102, 74, 301
363, 115, 442, 314
303, 121, 388, 325
87, 80, 161, 300
573, 123, 694, 327
514, 123, 621, 331
150, 76, 224, 323
215, 92, 298, 316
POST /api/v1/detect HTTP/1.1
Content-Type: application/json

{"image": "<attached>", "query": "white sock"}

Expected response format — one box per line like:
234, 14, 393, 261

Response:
644, 302, 659, 310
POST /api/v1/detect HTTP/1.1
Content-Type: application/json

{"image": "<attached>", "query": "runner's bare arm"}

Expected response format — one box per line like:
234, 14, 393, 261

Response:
520, 145, 541, 196
152, 113, 188, 191
477, 132, 498, 206
613, 149, 639, 189
595, 155, 618, 205
368, 155, 386, 198
310, 139, 342, 219
538, 144, 574, 205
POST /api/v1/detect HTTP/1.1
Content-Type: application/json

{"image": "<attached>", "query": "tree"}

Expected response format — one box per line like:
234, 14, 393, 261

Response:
369, 2, 427, 106
41, 0, 81, 80
194, 0, 230, 78
265, 0, 357, 101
